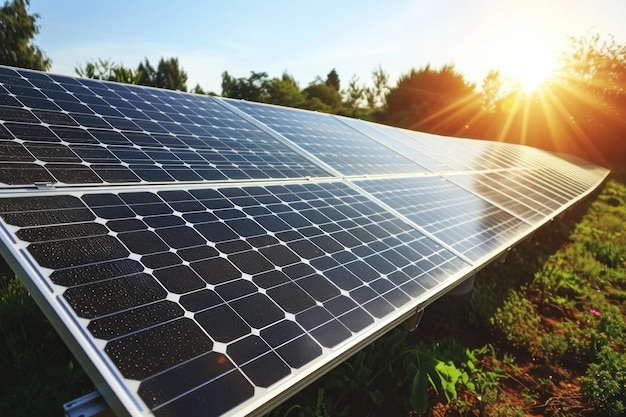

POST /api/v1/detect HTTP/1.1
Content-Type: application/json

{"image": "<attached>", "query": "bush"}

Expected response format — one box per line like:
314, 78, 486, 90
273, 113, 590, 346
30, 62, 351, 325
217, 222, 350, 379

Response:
581, 346, 626, 416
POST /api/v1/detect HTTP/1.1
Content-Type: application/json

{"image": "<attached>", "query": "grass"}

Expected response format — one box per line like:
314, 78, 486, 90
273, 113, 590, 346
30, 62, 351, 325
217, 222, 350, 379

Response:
2, 177, 626, 417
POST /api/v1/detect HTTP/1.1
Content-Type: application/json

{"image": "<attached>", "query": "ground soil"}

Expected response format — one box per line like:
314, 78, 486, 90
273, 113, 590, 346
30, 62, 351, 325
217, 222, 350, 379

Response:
411, 294, 591, 417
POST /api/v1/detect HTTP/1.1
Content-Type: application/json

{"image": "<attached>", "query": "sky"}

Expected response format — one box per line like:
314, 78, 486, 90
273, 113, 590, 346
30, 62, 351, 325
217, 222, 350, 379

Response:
30, 0, 626, 94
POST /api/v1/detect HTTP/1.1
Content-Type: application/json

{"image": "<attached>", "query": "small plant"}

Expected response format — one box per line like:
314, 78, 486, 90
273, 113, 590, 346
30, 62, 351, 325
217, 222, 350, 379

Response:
538, 376, 553, 388
491, 288, 540, 349
584, 239, 625, 268
485, 390, 525, 417
521, 389, 536, 405
597, 304, 626, 346
534, 333, 569, 361
405, 339, 507, 415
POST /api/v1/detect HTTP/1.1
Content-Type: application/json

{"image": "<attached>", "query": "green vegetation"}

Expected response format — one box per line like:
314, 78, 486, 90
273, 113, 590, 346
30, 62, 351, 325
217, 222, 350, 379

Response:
0, 276, 92, 417
267, 334, 507, 417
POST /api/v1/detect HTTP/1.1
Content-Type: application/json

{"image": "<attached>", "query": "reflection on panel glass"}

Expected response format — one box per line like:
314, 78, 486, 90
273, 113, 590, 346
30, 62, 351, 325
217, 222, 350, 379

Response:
354, 176, 530, 262
228, 99, 427, 176
445, 169, 586, 223
336, 116, 451, 172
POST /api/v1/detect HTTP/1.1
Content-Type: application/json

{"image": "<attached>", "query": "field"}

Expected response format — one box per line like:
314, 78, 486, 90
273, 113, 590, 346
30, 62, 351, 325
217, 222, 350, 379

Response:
1, 178, 625, 417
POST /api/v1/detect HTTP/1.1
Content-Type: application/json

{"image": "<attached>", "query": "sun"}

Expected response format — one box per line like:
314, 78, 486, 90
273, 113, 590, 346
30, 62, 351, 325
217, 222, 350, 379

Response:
497, 37, 559, 94
479, 17, 561, 94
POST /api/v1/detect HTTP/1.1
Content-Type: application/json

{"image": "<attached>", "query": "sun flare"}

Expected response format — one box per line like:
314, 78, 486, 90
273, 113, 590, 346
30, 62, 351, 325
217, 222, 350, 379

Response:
505, 43, 558, 93
480, 17, 561, 94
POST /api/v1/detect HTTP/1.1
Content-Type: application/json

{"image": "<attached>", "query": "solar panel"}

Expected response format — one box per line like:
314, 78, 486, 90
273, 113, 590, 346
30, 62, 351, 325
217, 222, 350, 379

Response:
0, 181, 469, 416
0, 67, 329, 186
0, 65, 610, 417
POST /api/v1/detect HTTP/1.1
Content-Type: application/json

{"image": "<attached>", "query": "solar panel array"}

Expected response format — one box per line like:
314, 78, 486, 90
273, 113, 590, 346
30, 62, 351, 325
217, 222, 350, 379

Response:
0, 65, 609, 417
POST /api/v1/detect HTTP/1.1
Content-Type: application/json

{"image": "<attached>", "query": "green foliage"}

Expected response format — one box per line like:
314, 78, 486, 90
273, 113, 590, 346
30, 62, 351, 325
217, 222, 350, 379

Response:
303, 82, 342, 111
378, 64, 476, 133
343, 74, 366, 109
269, 332, 505, 417
469, 274, 510, 330
137, 57, 188, 91
280, 389, 347, 417
76, 57, 188, 91
534, 333, 569, 361
364, 65, 390, 109
221, 70, 270, 101
0, 0, 50, 71
584, 239, 624, 268
266, 73, 306, 108
581, 346, 626, 416
75, 58, 143, 84
324, 69, 340, 91
481, 389, 525, 417
0, 276, 92, 417
406, 339, 505, 414
480, 179, 626, 415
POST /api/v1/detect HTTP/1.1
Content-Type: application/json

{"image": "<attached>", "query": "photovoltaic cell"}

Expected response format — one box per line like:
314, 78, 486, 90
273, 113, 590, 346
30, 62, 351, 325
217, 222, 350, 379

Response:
336, 116, 452, 172
0, 65, 610, 417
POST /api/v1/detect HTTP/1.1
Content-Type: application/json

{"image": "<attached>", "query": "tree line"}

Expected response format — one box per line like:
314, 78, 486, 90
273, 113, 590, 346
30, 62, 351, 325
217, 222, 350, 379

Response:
1, 0, 625, 169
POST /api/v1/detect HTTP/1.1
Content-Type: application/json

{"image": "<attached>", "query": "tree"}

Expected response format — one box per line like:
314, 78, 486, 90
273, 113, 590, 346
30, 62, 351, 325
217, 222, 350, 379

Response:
136, 57, 187, 91
221, 70, 270, 102
365, 65, 390, 109
303, 80, 342, 111
343, 74, 365, 109
0, 0, 50, 70
190, 84, 216, 95
136, 58, 156, 87
75, 58, 143, 84
464, 32, 626, 167
155, 57, 187, 91
558, 32, 626, 100
549, 32, 626, 166
379, 64, 476, 133
266, 72, 306, 108
480, 70, 504, 113
325, 68, 340, 91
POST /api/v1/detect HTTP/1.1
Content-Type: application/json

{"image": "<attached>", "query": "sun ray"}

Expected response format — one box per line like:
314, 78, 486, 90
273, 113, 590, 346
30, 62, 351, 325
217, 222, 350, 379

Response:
407, 91, 480, 134
540, 81, 608, 165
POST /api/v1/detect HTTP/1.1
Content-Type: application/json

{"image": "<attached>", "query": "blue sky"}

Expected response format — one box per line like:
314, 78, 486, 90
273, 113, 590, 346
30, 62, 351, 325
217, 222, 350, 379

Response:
31, 0, 626, 94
